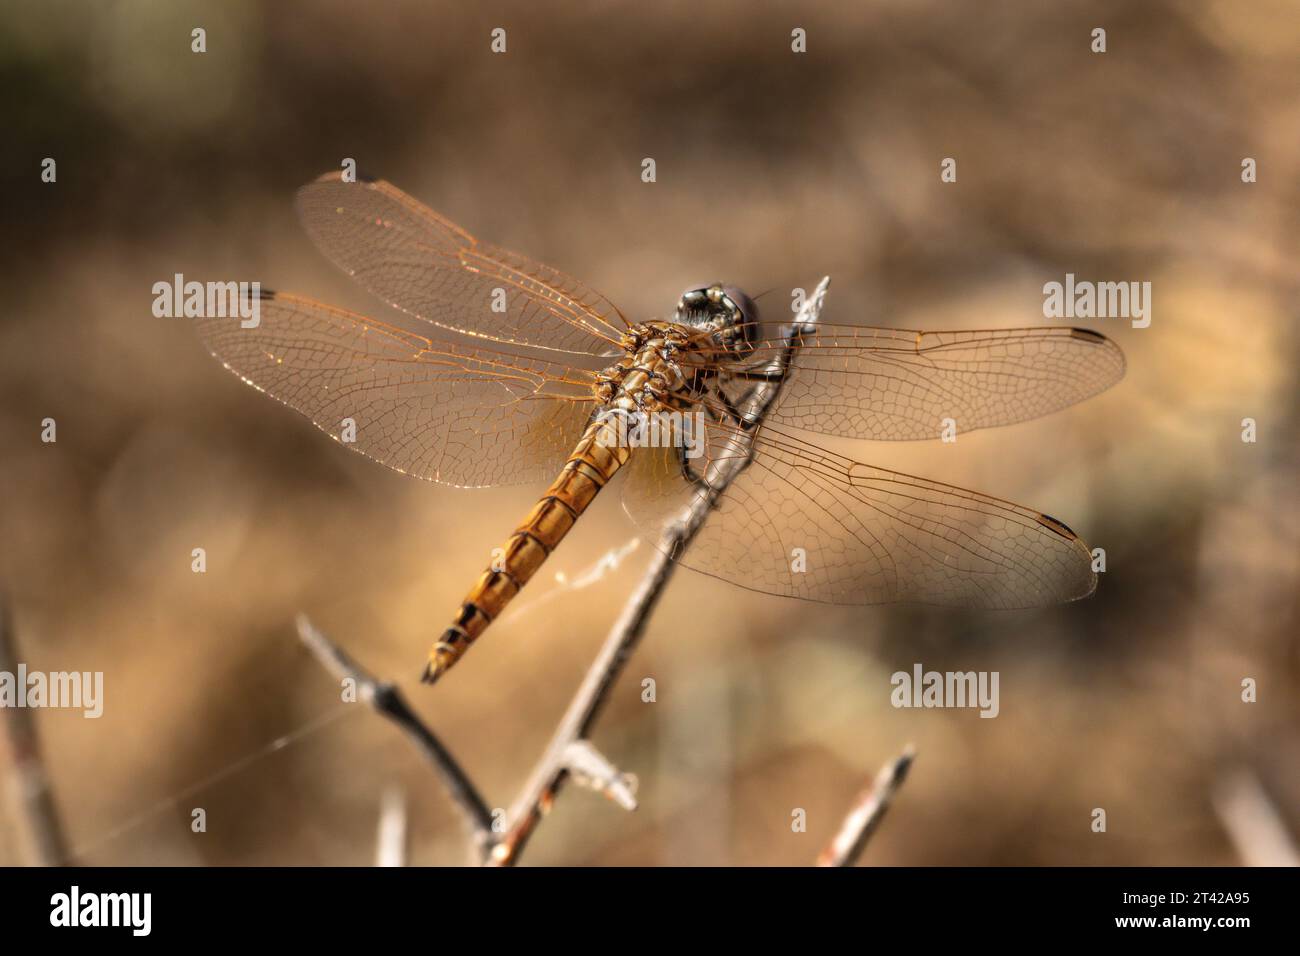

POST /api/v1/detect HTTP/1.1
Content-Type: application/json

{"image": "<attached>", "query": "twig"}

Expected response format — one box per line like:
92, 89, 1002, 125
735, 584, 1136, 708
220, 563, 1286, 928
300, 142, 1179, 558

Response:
375, 786, 408, 867
488, 277, 832, 866
486, 540, 677, 864
1212, 768, 1299, 867
816, 744, 916, 867
295, 614, 495, 860
0, 595, 69, 866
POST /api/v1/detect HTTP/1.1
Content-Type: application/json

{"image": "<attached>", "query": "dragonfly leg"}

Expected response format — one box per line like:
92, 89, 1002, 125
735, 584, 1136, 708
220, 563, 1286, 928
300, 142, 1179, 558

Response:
707, 382, 768, 432
678, 444, 706, 487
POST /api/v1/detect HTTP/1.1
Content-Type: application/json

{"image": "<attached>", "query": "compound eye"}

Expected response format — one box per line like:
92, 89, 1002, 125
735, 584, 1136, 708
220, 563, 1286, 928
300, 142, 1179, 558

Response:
678, 285, 712, 304
720, 285, 757, 330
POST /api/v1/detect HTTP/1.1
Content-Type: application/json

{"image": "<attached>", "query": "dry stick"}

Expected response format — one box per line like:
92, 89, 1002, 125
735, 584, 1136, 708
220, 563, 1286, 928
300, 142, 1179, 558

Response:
0, 595, 69, 866
487, 533, 677, 864
489, 277, 833, 866
375, 786, 408, 867
1211, 768, 1300, 867
816, 744, 916, 867
296, 615, 495, 860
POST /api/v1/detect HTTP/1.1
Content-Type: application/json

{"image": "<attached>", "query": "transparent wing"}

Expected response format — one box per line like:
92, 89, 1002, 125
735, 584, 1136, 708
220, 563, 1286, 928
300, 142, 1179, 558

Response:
734, 324, 1124, 440
197, 291, 596, 488
296, 172, 629, 355
623, 415, 1096, 608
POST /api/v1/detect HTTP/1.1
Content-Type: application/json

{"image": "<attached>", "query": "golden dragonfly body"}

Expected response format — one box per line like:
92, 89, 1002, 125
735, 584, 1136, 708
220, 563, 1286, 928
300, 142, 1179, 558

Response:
198, 172, 1125, 684
434, 322, 690, 681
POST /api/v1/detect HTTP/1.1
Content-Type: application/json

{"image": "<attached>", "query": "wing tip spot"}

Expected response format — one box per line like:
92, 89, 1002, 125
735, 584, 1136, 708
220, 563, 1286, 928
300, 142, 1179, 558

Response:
1036, 512, 1078, 540
1069, 327, 1108, 345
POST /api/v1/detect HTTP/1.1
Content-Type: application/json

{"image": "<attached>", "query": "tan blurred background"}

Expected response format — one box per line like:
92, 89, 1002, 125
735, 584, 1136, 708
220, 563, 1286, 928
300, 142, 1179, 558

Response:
1, 0, 1297, 866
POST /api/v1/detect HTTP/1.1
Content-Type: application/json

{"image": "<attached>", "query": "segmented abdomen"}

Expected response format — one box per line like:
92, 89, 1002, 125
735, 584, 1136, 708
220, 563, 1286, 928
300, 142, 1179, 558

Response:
422, 413, 632, 683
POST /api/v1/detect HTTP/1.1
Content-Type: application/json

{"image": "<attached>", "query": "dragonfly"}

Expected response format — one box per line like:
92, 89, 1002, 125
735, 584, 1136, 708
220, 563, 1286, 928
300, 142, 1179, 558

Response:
197, 171, 1125, 685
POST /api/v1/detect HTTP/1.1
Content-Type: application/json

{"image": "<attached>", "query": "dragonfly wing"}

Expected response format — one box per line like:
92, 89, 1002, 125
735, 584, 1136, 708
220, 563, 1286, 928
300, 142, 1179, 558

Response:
622, 419, 1096, 608
296, 173, 629, 355
746, 325, 1124, 440
197, 291, 594, 487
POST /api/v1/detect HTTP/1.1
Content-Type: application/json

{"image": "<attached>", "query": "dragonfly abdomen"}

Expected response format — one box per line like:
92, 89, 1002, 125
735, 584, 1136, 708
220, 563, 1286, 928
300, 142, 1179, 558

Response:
422, 413, 634, 683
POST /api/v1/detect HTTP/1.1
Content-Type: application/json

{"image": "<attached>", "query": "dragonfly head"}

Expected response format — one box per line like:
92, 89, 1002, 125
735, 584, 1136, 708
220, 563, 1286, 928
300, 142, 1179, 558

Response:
674, 283, 758, 361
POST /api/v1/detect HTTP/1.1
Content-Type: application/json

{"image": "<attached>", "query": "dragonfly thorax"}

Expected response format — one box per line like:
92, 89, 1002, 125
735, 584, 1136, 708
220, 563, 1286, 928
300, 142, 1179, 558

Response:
594, 324, 692, 411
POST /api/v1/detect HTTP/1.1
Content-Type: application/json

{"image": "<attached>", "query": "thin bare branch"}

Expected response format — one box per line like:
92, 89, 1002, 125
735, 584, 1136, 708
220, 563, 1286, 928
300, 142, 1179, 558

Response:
296, 614, 495, 858
489, 277, 832, 866
816, 744, 916, 867
1212, 768, 1299, 867
375, 786, 408, 867
0, 595, 69, 866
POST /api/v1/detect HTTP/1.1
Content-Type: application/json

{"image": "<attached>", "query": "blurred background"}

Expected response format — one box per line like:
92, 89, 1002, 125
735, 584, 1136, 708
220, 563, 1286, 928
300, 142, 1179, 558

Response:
1, 0, 1297, 866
